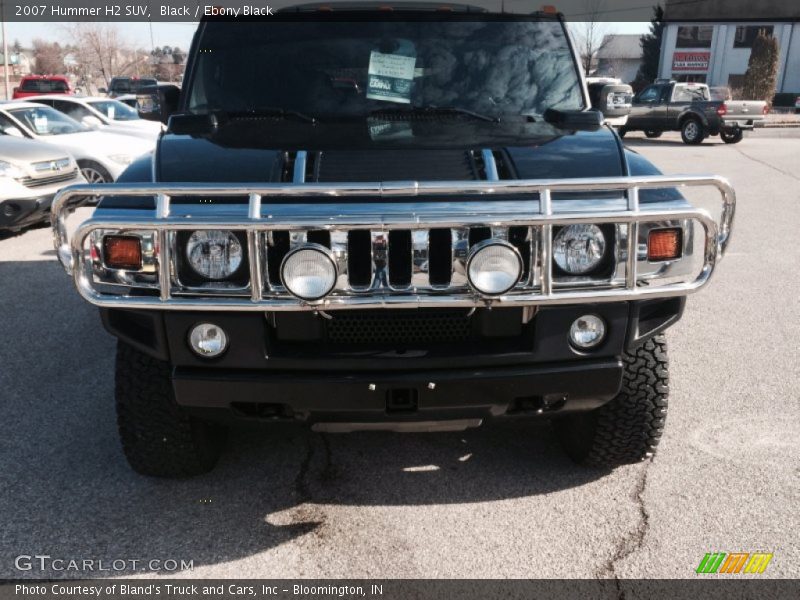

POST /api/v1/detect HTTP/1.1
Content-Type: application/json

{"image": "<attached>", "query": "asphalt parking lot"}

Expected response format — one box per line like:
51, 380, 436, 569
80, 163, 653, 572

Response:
1, 128, 798, 580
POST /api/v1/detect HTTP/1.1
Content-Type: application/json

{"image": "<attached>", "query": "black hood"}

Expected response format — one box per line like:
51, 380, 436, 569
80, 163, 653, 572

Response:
155, 118, 625, 183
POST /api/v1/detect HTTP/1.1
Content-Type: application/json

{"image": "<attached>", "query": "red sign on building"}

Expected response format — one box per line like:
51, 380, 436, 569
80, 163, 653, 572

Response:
672, 51, 711, 71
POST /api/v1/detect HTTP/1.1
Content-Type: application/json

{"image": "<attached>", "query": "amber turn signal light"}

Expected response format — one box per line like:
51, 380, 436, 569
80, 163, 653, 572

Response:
647, 228, 682, 261
103, 235, 142, 270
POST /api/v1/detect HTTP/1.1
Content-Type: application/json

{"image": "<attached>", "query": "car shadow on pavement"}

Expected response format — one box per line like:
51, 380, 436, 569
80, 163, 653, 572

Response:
0, 260, 608, 578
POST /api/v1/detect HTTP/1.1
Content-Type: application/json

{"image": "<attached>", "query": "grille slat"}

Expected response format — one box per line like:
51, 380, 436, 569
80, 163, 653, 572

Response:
18, 170, 78, 188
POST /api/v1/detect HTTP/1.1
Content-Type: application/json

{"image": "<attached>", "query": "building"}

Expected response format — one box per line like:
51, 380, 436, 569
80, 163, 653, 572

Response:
595, 34, 642, 84
658, 0, 800, 97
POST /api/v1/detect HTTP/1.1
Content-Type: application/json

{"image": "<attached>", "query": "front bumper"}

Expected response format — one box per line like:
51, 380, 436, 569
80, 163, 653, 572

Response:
0, 194, 53, 230
174, 359, 624, 425
102, 298, 683, 423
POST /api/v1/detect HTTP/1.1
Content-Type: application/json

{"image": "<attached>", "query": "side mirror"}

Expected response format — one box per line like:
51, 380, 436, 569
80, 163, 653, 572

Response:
98, 87, 107, 95
593, 84, 633, 121
82, 115, 103, 129
137, 84, 181, 125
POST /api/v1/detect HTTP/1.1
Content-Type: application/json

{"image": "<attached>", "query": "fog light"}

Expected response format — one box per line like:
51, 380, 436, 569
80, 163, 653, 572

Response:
569, 315, 606, 350
103, 235, 142, 270
466, 240, 523, 296
648, 228, 682, 261
188, 323, 228, 358
281, 244, 337, 301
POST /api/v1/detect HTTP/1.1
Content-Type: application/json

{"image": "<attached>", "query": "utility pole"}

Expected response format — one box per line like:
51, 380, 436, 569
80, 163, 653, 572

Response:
1, 0, 10, 100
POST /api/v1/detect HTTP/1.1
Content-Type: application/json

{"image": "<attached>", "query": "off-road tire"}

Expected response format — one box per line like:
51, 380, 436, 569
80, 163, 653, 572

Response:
680, 118, 706, 145
644, 130, 662, 138
617, 127, 627, 138
720, 128, 744, 144
116, 342, 226, 477
554, 335, 669, 468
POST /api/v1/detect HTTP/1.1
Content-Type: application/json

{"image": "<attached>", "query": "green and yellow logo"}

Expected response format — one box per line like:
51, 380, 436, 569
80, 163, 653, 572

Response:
696, 552, 773, 574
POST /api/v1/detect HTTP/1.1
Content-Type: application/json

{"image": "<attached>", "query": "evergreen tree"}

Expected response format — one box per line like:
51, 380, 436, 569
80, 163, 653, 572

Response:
632, 5, 664, 92
741, 31, 779, 104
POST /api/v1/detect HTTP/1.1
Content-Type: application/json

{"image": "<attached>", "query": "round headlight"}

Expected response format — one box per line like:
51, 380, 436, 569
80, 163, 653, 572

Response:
553, 224, 606, 275
569, 315, 606, 350
280, 244, 337, 301
186, 230, 243, 280
188, 323, 228, 358
466, 240, 523, 296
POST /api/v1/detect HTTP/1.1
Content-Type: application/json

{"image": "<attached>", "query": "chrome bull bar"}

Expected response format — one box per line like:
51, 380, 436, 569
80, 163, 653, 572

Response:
51, 175, 735, 311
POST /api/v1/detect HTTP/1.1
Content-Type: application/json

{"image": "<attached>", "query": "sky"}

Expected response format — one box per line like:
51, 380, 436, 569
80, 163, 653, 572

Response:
2, 20, 650, 51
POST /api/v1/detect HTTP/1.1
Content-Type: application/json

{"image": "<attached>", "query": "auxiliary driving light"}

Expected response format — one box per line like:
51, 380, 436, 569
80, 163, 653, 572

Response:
103, 235, 142, 270
188, 323, 229, 358
553, 224, 606, 275
186, 230, 243, 280
280, 244, 338, 301
466, 240, 523, 296
569, 315, 606, 350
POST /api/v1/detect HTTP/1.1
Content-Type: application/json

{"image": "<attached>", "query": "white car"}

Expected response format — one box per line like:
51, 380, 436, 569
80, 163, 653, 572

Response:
25, 95, 162, 141
0, 135, 86, 231
0, 102, 154, 183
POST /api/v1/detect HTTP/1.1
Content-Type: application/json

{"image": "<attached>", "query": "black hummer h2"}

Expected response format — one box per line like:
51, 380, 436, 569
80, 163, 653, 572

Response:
52, 5, 736, 478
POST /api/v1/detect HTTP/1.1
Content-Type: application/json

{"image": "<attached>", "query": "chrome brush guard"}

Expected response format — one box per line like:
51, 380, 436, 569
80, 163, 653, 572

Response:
51, 175, 735, 312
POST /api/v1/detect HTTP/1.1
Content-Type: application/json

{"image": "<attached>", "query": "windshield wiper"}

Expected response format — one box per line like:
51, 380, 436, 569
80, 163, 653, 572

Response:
221, 107, 317, 124
369, 106, 500, 123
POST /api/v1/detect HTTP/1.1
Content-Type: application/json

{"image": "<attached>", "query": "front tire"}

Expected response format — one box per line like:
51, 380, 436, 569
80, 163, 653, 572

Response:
78, 160, 113, 184
616, 127, 627, 138
680, 118, 706, 144
554, 335, 669, 468
644, 130, 662, 138
116, 343, 226, 477
720, 128, 744, 144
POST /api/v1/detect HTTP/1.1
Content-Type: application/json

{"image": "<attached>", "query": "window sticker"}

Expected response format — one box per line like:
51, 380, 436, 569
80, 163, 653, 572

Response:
33, 114, 48, 134
366, 51, 416, 104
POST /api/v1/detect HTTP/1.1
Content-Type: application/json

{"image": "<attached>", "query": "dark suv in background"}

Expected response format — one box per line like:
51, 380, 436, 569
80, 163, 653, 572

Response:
104, 77, 158, 98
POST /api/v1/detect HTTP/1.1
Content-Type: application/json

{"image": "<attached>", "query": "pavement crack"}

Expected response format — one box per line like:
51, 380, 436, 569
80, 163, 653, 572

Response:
293, 433, 337, 502
596, 459, 653, 597
293, 434, 315, 502
734, 146, 800, 181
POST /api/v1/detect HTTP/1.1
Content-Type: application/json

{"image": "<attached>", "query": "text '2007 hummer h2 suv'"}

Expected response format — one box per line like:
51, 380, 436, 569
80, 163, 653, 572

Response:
52, 6, 736, 478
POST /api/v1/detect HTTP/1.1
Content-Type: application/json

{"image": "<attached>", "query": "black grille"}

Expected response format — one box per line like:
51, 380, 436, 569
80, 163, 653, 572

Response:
326, 310, 472, 345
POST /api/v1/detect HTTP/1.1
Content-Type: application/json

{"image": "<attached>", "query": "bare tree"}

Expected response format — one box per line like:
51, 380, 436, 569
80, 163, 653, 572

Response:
571, 0, 614, 76
32, 39, 66, 74
63, 23, 129, 89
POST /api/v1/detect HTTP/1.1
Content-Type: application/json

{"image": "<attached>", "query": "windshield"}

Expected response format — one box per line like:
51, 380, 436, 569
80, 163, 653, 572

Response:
111, 78, 157, 93
88, 99, 140, 121
8, 106, 90, 136
188, 18, 583, 119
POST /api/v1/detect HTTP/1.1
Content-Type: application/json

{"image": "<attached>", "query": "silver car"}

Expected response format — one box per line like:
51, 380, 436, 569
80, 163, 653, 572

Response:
0, 136, 86, 232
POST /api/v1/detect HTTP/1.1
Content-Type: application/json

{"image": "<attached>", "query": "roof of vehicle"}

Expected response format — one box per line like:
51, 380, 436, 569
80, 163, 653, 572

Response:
0, 101, 50, 110
24, 95, 113, 104
18, 74, 70, 81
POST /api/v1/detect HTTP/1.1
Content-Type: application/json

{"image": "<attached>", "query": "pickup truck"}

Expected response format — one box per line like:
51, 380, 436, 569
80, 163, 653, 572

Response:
51, 5, 736, 478
620, 81, 767, 144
